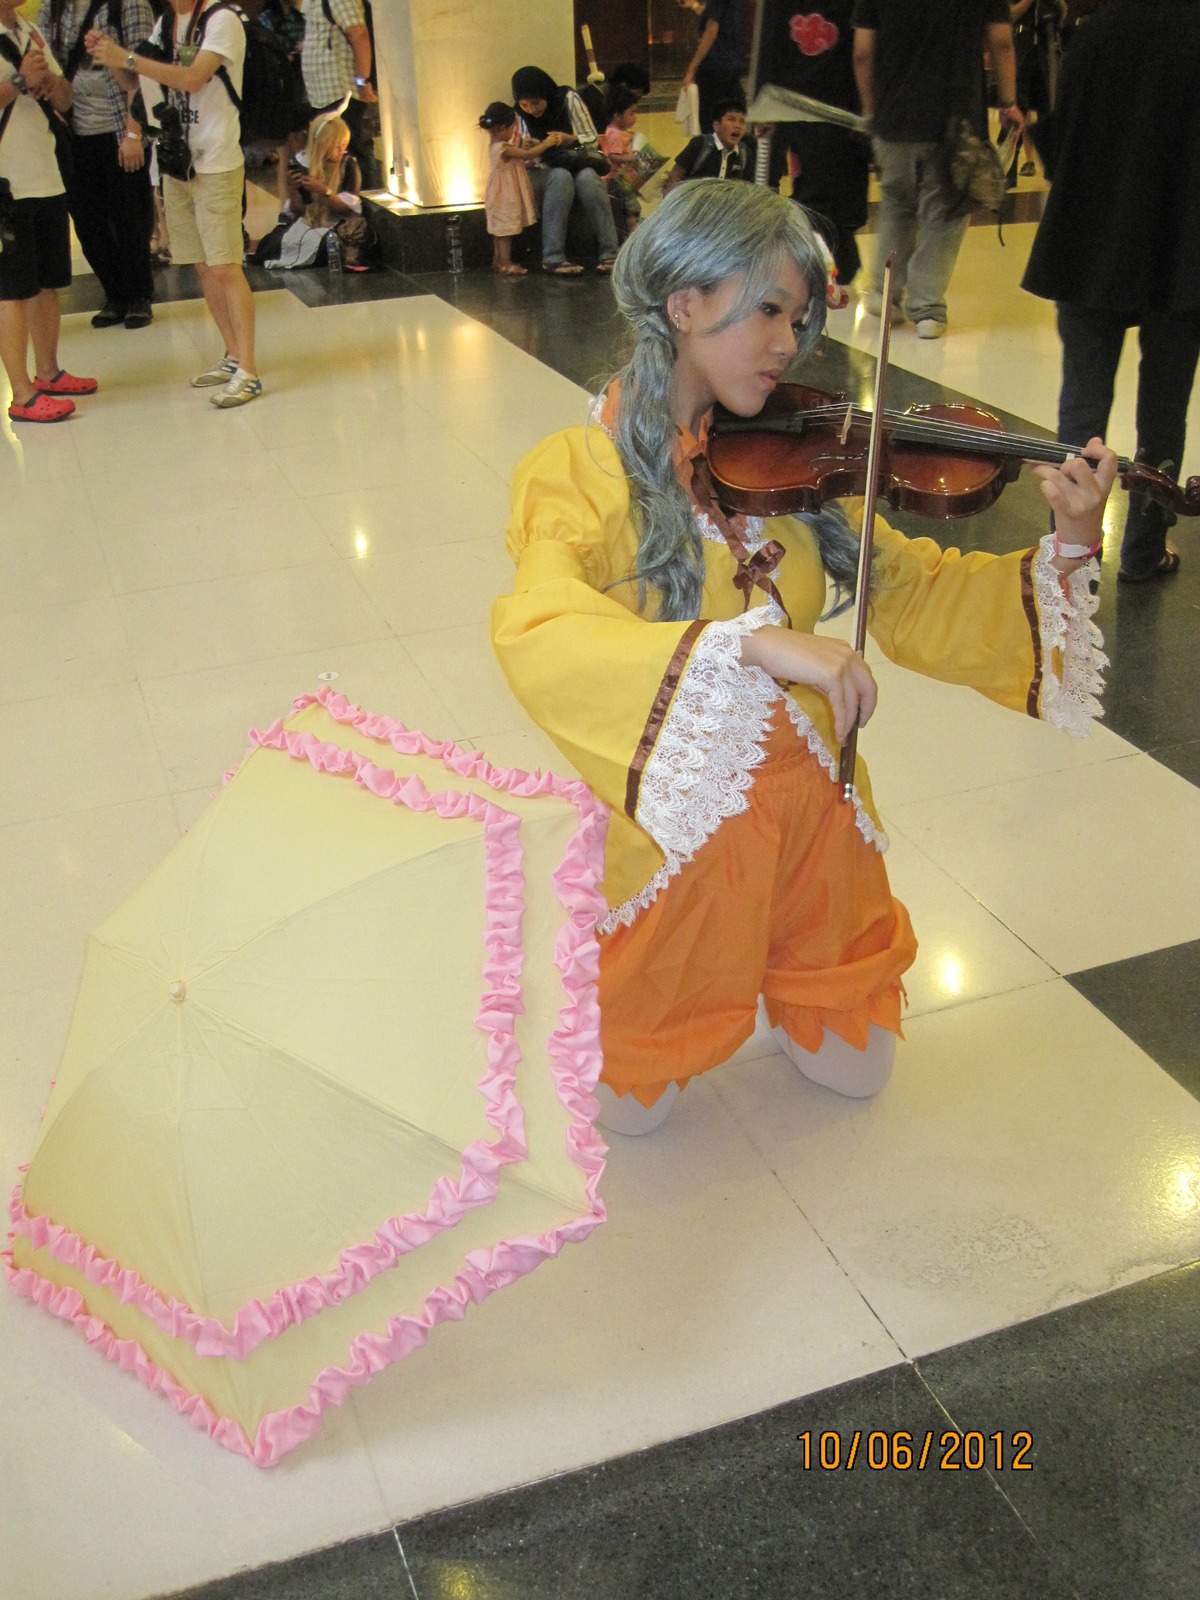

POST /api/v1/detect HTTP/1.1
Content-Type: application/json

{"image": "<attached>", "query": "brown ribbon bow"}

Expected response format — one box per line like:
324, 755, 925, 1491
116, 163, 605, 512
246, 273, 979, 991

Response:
688, 449, 792, 625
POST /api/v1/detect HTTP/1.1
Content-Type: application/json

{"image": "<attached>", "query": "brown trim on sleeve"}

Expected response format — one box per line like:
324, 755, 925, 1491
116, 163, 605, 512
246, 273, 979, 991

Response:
625, 620, 709, 820
1019, 549, 1043, 718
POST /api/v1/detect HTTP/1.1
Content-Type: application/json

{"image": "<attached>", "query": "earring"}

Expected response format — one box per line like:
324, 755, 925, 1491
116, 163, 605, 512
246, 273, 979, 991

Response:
672, 312, 680, 329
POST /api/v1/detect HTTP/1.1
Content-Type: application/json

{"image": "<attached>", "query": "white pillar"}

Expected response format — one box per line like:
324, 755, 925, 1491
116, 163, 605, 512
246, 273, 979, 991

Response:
373, 0, 575, 207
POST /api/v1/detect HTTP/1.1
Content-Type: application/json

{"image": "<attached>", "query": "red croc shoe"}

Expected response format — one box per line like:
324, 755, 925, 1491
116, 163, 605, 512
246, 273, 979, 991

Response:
8, 392, 76, 423
34, 369, 98, 396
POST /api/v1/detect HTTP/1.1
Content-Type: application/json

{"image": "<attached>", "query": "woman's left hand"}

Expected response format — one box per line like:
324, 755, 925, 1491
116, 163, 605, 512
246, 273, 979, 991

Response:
87, 31, 122, 71
1032, 437, 1117, 571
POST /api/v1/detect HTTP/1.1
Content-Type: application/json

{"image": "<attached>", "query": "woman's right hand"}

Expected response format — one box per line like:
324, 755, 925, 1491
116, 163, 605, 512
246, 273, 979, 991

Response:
740, 625, 878, 743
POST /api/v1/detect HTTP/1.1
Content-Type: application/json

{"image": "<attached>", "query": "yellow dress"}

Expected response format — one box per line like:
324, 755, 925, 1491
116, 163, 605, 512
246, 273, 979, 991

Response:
491, 420, 1105, 1103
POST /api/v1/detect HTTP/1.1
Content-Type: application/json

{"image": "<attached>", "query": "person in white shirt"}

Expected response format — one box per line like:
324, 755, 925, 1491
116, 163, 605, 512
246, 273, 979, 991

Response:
88, 0, 262, 407
0, 0, 98, 422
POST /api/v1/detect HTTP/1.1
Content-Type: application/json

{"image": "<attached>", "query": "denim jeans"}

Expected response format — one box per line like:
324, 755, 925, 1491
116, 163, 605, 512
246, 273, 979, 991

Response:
1057, 302, 1200, 577
870, 139, 969, 326
528, 165, 618, 267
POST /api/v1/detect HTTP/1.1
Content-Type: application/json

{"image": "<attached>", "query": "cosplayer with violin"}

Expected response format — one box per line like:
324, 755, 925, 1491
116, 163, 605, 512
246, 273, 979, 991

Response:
492, 180, 1115, 1136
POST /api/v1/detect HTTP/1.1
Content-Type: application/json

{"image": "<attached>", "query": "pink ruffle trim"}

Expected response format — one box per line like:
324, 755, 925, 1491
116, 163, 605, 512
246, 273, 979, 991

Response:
5, 687, 610, 1466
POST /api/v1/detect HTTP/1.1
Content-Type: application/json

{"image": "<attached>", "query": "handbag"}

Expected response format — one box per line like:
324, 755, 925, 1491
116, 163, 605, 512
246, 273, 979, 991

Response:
941, 115, 1008, 217
543, 144, 611, 178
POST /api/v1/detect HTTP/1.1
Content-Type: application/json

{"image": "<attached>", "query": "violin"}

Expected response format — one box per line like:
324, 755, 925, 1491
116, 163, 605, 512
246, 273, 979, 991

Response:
707, 382, 1200, 522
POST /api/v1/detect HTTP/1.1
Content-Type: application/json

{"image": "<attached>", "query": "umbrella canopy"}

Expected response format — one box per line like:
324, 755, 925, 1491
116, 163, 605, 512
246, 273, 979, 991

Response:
5, 690, 608, 1465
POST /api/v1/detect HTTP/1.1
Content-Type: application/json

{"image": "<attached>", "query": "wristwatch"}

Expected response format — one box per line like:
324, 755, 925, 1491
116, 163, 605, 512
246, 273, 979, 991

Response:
11, 71, 27, 94
354, 76, 367, 87
126, 51, 138, 71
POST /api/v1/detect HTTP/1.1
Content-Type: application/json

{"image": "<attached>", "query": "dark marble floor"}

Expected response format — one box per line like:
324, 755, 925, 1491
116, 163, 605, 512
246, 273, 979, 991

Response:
87, 260, 1198, 1600
175, 1265, 1200, 1600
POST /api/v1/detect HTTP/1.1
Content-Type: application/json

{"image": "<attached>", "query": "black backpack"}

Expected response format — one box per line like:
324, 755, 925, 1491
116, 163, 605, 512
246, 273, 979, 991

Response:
195, 2, 308, 142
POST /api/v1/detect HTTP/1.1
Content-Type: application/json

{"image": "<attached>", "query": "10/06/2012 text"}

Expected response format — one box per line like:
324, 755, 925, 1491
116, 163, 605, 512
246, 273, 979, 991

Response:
795, 1430, 1033, 1471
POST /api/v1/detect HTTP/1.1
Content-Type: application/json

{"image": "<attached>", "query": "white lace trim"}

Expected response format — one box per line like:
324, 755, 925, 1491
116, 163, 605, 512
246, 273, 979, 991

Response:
779, 696, 887, 853
694, 506, 767, 551
598, 607, 782, 934
1032, 535, 1107, 737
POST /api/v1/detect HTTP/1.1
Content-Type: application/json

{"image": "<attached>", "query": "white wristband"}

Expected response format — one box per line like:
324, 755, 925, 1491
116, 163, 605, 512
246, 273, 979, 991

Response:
1054, 538, 1101, 560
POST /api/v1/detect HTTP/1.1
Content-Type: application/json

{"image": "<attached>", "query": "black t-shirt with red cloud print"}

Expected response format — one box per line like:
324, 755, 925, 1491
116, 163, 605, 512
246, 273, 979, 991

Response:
754, 0, 861, 112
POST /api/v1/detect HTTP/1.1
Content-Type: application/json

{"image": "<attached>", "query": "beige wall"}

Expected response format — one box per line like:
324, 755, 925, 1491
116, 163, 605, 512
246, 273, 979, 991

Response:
374, 0, 575, 206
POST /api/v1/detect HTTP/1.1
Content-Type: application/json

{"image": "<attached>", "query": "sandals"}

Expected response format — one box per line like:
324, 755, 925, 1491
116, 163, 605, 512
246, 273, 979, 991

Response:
34, 369, 98, 396
1117, 547, 1181, 583
595, 259, 616, 274
8, 392, 75, 423
542, 261, 583, 276
493, 263, 528, 276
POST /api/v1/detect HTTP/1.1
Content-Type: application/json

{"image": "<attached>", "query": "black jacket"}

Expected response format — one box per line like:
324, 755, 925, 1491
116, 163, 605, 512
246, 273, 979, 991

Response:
1022, 0, 1200, 317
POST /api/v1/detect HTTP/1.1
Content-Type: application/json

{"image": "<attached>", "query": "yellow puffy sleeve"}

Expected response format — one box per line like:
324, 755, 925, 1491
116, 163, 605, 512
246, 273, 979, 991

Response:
862, 509, 1105, 735
492, 428, 786, 917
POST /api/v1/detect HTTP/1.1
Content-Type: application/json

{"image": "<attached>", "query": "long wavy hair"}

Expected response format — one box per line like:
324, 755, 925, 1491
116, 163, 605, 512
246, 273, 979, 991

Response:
605, 179, 866, 621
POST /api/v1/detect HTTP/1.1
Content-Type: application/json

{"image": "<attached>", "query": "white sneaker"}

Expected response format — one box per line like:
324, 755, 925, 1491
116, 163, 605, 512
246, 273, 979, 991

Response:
915, 319, 947, 340
191, 354, 238, 388
210, 371, 264, 408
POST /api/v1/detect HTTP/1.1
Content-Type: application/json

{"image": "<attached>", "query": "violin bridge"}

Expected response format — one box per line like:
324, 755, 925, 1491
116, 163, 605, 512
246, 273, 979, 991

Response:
839, 404, 854, 446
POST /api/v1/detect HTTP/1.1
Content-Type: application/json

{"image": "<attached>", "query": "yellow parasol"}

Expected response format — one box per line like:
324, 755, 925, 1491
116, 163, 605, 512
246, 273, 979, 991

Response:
5, 690, 608, 1465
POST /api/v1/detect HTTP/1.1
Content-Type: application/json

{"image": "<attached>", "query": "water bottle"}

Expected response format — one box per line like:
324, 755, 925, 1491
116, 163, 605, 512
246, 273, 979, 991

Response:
446, 214, 463, 273
326, 227, 343, 279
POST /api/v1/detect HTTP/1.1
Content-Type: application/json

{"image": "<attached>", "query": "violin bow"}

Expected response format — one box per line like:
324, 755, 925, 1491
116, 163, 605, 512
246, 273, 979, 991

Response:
838, 253, 897, 802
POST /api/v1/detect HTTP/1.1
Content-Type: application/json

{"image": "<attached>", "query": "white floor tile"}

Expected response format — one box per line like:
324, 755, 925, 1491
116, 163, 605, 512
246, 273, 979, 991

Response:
401, 622, 533, 739
860, 645, 1134, 809
307, 460, 513, 561
880, 825, 1054, 1017
117, 561, 390, 680
354, 535, 516, 636
0, 597, 136, 704
0, 685, 167, 827
713, 981, 1200, 1358
96, 496, 339, 595
353, 1074, 902, 1524
0, 1286, 389, 1600
886, 752, 1200, 972
141, 638, 465, 793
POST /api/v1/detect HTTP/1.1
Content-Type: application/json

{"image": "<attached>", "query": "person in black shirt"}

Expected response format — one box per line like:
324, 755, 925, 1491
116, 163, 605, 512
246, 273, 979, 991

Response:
852, 0, 1022, 338
663, 100, 756, 190
679, 0, 744, 131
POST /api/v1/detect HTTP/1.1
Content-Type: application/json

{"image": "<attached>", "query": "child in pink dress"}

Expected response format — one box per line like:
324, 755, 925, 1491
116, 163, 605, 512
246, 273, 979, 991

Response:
479, 102, 541, 275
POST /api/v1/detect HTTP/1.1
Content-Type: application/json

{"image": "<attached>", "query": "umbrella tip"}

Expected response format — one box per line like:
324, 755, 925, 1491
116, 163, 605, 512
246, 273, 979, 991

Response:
168, 980, 187, 1003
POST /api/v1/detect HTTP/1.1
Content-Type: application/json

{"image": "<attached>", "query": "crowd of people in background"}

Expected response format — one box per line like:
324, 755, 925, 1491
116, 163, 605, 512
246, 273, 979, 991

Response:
0, 0, 378, 419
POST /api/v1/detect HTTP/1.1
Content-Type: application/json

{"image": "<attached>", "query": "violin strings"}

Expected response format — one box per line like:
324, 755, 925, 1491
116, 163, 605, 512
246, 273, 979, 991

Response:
752, 405, 1131, 469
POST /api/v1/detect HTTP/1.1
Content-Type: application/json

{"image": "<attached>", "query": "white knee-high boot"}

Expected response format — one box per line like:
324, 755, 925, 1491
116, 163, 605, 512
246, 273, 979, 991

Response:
778, 1023, 896, 1098
593, 1081, 681, 1135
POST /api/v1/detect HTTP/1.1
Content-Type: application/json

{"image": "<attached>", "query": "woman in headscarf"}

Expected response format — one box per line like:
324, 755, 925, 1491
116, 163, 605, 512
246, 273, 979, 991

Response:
511, 64, 620, 276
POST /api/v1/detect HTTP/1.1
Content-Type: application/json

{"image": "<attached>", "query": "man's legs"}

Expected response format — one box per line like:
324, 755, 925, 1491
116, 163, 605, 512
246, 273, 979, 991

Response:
1119, 309, 1200, 578
869, 140, 922, 307
0, 296, 35, 404
66, 132, 124, 310
1056, 301, 1125, 452
26, 286, 63, 381
904, 150, 970, 329
196, 262, 256, 374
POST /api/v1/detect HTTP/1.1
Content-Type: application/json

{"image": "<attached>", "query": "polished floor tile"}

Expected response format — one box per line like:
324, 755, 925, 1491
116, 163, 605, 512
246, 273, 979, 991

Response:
886, 753, 1200, 973
349, 1072, 902, 1525
396, 1362, 1075, 1600
712, 981, 1200, 1357
1069, 938, 1200, 1101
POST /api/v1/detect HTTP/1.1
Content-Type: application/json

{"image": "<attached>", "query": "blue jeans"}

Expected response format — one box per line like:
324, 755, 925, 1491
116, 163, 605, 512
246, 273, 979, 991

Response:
528, 165, 618, 267
870, 139, 969, 326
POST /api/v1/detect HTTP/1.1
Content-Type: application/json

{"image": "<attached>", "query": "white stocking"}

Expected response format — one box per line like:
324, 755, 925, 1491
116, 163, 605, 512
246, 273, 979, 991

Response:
593, 1081, 680, 1136
778, 1023, 896, 1098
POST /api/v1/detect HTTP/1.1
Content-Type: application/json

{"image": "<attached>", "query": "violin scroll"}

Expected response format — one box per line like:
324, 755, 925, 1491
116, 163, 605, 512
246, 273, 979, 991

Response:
1117, 463, 1200, 517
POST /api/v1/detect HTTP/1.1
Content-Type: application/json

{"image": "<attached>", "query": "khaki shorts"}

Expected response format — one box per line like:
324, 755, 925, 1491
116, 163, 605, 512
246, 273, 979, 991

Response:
163, 167, 245, 267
